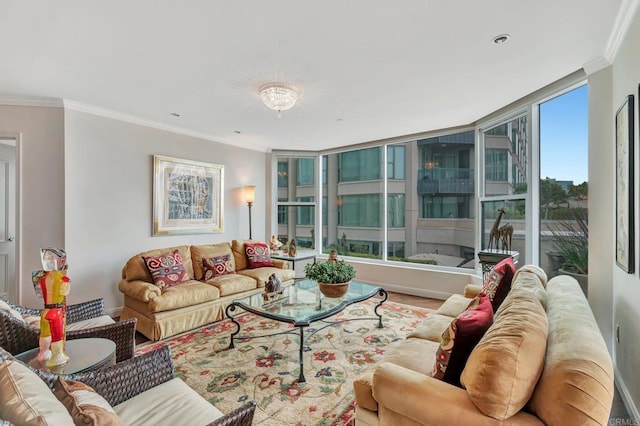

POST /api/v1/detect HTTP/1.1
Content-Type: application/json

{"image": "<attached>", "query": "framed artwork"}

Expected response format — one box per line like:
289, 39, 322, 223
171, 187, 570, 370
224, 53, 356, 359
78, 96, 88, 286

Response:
153, 155, 224, 235
615, 95, 634, 273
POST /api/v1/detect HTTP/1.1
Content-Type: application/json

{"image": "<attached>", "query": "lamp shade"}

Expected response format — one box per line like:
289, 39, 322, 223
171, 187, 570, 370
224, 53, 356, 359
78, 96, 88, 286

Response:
244, 185, 256, 204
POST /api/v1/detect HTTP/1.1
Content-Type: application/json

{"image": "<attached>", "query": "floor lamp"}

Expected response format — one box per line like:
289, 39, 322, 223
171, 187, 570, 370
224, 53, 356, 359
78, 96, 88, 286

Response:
244, 185, 255, 239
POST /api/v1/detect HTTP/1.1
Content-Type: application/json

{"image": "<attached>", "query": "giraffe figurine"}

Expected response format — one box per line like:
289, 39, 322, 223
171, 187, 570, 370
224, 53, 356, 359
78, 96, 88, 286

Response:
488, 207, 507, 250
498, 222, 514, 251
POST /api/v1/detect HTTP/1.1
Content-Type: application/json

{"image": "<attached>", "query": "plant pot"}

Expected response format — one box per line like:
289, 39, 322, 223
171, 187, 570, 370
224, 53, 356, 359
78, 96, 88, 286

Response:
318, 281, 350, 298
558, 268, 588, 297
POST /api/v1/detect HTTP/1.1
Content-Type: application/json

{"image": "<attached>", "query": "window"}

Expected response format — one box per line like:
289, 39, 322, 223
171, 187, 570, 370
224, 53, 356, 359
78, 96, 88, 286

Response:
480, 115, 529, 261
388, 194, 405, 227
485, 149, 508, 181
338, 147, 382, 182
296, 197, 315, 225
339, 194, 381, 227
387, 145, 406, 179
277, 161, 288, 188
297, 158, 314, 186
539, 85, 588, 279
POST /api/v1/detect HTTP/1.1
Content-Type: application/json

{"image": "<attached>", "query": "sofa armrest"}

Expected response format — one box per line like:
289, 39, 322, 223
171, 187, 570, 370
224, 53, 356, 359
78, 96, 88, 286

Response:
208, 401, 256, 426
67, 318, 137, 362
463, 284, 483, 298
372, 362, 542, 425
118, 279, 161, 302
271, 259, 290, 270
36, 345, 175, 407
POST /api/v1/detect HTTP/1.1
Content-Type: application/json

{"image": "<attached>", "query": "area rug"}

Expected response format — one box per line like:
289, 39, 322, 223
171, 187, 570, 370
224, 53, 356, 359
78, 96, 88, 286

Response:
136, 299, 432, 425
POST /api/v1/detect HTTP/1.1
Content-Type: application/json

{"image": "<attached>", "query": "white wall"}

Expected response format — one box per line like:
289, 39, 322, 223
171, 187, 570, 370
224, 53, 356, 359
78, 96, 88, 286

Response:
63, 109, 267, 314
588, 6, 640, 418
0, 106, 65, 308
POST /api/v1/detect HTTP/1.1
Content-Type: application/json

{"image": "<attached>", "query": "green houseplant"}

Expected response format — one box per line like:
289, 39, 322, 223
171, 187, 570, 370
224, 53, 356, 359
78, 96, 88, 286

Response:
304, 260, 356, 297
549, 208, 588, 295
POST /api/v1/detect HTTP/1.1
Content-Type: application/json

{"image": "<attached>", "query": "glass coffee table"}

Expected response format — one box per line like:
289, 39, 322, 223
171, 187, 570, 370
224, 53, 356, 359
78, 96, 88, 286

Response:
225, 279, 387, 383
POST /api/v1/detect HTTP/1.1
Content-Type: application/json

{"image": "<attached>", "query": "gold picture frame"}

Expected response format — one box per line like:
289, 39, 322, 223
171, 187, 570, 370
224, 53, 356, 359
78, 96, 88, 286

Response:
153, 155, 224, 235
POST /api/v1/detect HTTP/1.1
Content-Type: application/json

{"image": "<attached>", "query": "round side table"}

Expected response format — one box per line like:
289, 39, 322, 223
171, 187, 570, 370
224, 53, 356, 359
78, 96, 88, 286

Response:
15, 337, 116, 375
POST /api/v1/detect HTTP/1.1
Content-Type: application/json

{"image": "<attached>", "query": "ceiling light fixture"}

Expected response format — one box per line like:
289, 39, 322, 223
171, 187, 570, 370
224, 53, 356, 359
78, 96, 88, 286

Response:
259, 83, 298, 118
492, 34, 510, 45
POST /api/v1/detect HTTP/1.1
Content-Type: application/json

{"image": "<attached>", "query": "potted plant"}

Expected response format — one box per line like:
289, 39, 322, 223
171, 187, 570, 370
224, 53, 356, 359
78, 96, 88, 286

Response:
549, 208, 588, 295
304, 260, 356, 298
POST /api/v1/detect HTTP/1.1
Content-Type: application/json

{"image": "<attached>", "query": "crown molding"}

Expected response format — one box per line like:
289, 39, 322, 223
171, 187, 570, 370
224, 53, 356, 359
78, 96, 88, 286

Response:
604, 0, 640, 62
0, 96, 63, 108
63, 99, 268, 153
583, 56, 612, 75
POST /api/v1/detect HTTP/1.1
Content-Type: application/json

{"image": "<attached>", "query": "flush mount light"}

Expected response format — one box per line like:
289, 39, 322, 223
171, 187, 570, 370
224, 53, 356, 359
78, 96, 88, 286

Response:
259, 83, 299, 118
492, 34, 510, 45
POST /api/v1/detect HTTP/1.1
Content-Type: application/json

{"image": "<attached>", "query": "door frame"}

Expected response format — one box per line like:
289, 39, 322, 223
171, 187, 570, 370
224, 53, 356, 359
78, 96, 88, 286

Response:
0, 133, 21, 303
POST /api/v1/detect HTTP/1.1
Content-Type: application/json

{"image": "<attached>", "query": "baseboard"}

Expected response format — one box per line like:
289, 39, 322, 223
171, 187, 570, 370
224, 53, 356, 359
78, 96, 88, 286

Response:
106, 306, 123, 319
372, 282, 451, 301
614, 366, 640, 420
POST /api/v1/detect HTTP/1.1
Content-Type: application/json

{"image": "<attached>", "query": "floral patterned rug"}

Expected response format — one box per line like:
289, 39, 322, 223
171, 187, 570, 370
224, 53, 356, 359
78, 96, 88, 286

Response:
136, 299, 432, 425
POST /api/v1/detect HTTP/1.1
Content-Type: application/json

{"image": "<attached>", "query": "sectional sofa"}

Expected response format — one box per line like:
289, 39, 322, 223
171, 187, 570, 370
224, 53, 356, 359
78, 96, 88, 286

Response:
118, 240, 295, 340
354, 265, 614, 425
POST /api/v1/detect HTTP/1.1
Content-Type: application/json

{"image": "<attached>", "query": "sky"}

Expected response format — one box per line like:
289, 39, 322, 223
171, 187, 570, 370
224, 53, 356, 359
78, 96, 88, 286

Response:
539, 85, 588, 184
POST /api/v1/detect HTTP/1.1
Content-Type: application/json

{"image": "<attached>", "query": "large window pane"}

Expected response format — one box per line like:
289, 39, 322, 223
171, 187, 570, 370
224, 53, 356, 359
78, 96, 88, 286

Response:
297, 158, 314, 186
325, 148, 384, 259
393, 134, 476, 268
539, 85, 588, 283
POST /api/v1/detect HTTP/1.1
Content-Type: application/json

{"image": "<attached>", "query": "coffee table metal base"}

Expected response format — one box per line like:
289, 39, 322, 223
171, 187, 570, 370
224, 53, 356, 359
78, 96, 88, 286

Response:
225, 288, 387, 384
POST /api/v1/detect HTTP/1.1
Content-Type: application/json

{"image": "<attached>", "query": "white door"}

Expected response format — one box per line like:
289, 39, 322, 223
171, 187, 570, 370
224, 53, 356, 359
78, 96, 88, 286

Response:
0, 140, 16, 300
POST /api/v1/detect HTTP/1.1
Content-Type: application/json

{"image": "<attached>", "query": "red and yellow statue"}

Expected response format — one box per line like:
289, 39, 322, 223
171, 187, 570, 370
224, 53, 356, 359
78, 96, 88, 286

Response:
35, 248, 70, 367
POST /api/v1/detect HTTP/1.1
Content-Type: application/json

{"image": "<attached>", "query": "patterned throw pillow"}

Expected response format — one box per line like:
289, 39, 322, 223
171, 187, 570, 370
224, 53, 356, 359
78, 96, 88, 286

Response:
433, 294, 494, 387
202, 254, 236, 280
482, 257, 516, 312
245, 241, 275, 268
142, 250, 190, 289
54, 378, 124, 426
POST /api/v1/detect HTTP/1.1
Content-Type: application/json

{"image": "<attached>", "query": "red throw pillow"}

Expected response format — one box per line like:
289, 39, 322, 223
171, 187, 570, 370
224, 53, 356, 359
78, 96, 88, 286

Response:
142, 250, 190, 289
245, 241, 274, 268
482, 257, 516, 312
202, 254, 236, 280
433, 294, 494, 387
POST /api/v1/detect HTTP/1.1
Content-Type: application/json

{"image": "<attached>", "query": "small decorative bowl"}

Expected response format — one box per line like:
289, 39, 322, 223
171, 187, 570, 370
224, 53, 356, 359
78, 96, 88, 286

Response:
318, 281, 350, 298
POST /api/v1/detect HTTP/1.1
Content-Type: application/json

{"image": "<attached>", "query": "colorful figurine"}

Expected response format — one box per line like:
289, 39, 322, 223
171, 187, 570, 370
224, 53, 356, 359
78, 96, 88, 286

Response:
328, 249, 339, 264
36, 248, 70, 367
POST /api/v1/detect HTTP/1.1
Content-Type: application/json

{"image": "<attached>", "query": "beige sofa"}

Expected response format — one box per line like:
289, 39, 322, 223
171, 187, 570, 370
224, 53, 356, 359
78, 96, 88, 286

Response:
354, 265, 614, 425
118, 240, 295, 340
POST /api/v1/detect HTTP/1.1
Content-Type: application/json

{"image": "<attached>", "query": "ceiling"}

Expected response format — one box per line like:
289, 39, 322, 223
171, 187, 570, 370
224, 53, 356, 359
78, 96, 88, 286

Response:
0, 1, 628, 152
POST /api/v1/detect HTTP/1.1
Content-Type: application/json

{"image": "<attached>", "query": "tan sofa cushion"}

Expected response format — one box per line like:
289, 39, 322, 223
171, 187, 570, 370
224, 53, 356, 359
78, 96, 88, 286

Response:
123, 246, 194, 283
231, 239, 250, 271
353, 337, 440, 412
528, 275, 614, 426
0, 359, 74, 425
238, 267, 295, 288
435, 294, 472, 318
147, 281, 220, 313
406, 313, 454, 342
114, 378, 223, 425
206, 273, 257, 297
190, 243, 235, 281
460, 288, 548, 420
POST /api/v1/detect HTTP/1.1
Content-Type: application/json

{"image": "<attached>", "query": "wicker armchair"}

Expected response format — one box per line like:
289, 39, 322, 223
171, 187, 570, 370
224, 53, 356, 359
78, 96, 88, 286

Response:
0, 345, 256, 426
0, 298, 136, 362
